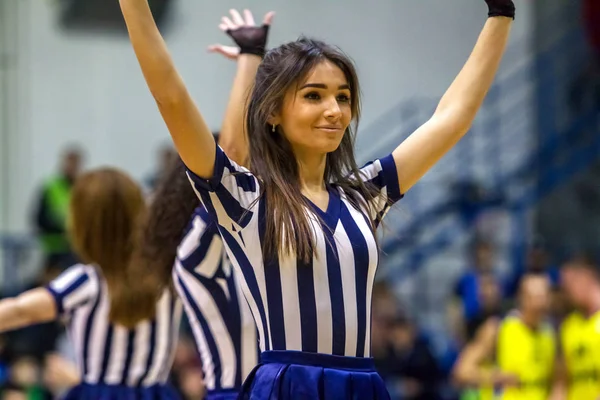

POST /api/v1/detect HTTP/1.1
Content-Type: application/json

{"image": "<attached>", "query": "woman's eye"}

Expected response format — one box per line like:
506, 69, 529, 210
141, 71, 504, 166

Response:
304, 92, 320, 100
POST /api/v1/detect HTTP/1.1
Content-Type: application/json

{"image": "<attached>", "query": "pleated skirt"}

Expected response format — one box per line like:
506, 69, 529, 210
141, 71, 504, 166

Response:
206, 388, 239, 400
238, 350, 390, 400
62, 382, 181, 400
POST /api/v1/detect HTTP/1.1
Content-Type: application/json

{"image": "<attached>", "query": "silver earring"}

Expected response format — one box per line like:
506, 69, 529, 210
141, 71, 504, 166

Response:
272, 124, 276, 132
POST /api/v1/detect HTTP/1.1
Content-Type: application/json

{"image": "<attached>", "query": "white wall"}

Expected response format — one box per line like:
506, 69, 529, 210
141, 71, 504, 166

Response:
2, 0, 534, 233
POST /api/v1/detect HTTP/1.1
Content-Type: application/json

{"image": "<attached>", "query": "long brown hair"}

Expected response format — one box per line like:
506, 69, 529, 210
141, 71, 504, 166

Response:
133, 155, 199, 294
69, 168, 157, 328
246, 37, 379, 262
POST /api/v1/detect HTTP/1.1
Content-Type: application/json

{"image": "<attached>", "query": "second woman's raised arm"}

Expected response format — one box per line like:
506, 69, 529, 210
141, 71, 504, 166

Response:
119, 0, 216, 178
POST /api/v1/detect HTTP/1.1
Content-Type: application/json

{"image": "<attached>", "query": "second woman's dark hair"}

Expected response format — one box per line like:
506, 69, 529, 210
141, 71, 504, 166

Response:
131, 155, 200, 294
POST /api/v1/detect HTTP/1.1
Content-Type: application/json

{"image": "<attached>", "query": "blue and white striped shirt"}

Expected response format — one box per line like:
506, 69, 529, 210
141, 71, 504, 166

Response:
46, 264, 182, 386
186, 147, 402, 357
173, 206, 258, 391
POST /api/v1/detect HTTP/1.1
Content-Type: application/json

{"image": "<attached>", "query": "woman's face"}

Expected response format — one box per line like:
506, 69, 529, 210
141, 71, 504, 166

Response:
274, 60, 352, 157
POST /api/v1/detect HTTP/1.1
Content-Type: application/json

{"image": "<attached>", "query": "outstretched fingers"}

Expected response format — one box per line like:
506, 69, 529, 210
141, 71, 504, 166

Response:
262, 11, 275, 26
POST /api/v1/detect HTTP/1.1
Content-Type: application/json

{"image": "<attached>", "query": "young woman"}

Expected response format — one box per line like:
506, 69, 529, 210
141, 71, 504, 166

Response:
0, 168, 182, 399
120, 0, 515, 398
135, 9, 272, 399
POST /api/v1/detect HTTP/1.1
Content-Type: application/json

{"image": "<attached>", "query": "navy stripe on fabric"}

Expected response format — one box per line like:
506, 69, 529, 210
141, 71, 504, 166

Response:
377, 154, 402, 201
297, 257, 318, 353
219, 226, 270, 352
186, 145, 226, 192
97, 325, 114, 382
177, 275, 223, 389
82, 270, 102, 378
181, 228, 218, 272
340, 204, 369, 357
51, 274, 89, 315
263, 259, 285, 350
226, 273, 243, 388
188, 269, 233, 328
215, 186, 254, 228
120, 331, 136, 385
257, 198, 286, 350
324, 228, 345, 355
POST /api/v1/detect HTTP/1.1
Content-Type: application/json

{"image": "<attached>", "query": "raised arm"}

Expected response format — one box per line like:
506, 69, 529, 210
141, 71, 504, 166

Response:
119, 0, 215, 178
0, 288, 56, 333
209, 10, 275, 166
392, 0, 514, 193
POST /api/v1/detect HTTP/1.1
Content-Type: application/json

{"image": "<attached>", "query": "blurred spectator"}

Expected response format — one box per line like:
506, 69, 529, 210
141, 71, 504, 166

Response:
549, 285, 570, 328
371, 314, 393, 377
372, 281, 401, 321
144, 143, 178, 193
455, 240, 497, 319
370, 281, 442, 399
505, 238, 559, 297
552, 255, 600, 400
4, 357, 52, 400
464, 272, 504, 342
176, 367, 205, 400
170, 336, 204, 400
31, 146, 84, 271
449, 239, 503, 344
41, 353, 79, 398
0, 382, 28, 400
450, 181, 504, 229
371, 282, 403, 392
387, 316, 443, 400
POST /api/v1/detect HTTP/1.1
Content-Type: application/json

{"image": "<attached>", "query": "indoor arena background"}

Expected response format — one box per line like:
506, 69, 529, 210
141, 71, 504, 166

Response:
0, 0, 598, 399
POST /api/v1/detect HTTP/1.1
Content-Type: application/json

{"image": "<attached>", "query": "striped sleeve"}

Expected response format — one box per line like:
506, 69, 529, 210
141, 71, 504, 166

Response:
46, 264, 100, 317
356, 154, 403, 224
177, 210, 225, 279
185, 145, 261, 232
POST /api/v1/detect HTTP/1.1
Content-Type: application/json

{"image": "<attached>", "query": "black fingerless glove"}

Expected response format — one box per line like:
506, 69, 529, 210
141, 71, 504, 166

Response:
485, 0, 515, 19
226, 25, 270, 57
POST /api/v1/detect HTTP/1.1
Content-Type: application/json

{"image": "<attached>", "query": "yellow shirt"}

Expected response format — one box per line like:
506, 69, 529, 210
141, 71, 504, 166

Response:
561, 311, 600, 400
495, 313, 555, 400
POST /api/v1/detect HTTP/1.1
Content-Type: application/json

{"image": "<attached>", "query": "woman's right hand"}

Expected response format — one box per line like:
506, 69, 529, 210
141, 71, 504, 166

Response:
208, 9, 275, 61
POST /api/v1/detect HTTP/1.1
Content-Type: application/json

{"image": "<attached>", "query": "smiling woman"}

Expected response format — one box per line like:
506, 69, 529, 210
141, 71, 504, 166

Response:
119, 0, 515, 397
245, 38, 374, 263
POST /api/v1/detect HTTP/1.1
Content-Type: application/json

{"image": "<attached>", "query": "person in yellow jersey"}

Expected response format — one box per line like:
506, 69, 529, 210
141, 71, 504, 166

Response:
31, 146, 84, 271
453, 273, 556, 400
549, 256, 600, 400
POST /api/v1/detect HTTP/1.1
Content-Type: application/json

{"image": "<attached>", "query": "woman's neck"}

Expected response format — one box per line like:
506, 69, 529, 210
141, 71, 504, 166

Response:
296, 150, 328, 193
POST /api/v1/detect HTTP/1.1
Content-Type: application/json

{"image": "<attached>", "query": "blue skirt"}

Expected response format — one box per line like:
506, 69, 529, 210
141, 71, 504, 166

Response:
239, 351, 390, 400
206, 388, 239, 400
62, 382, 181, 400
